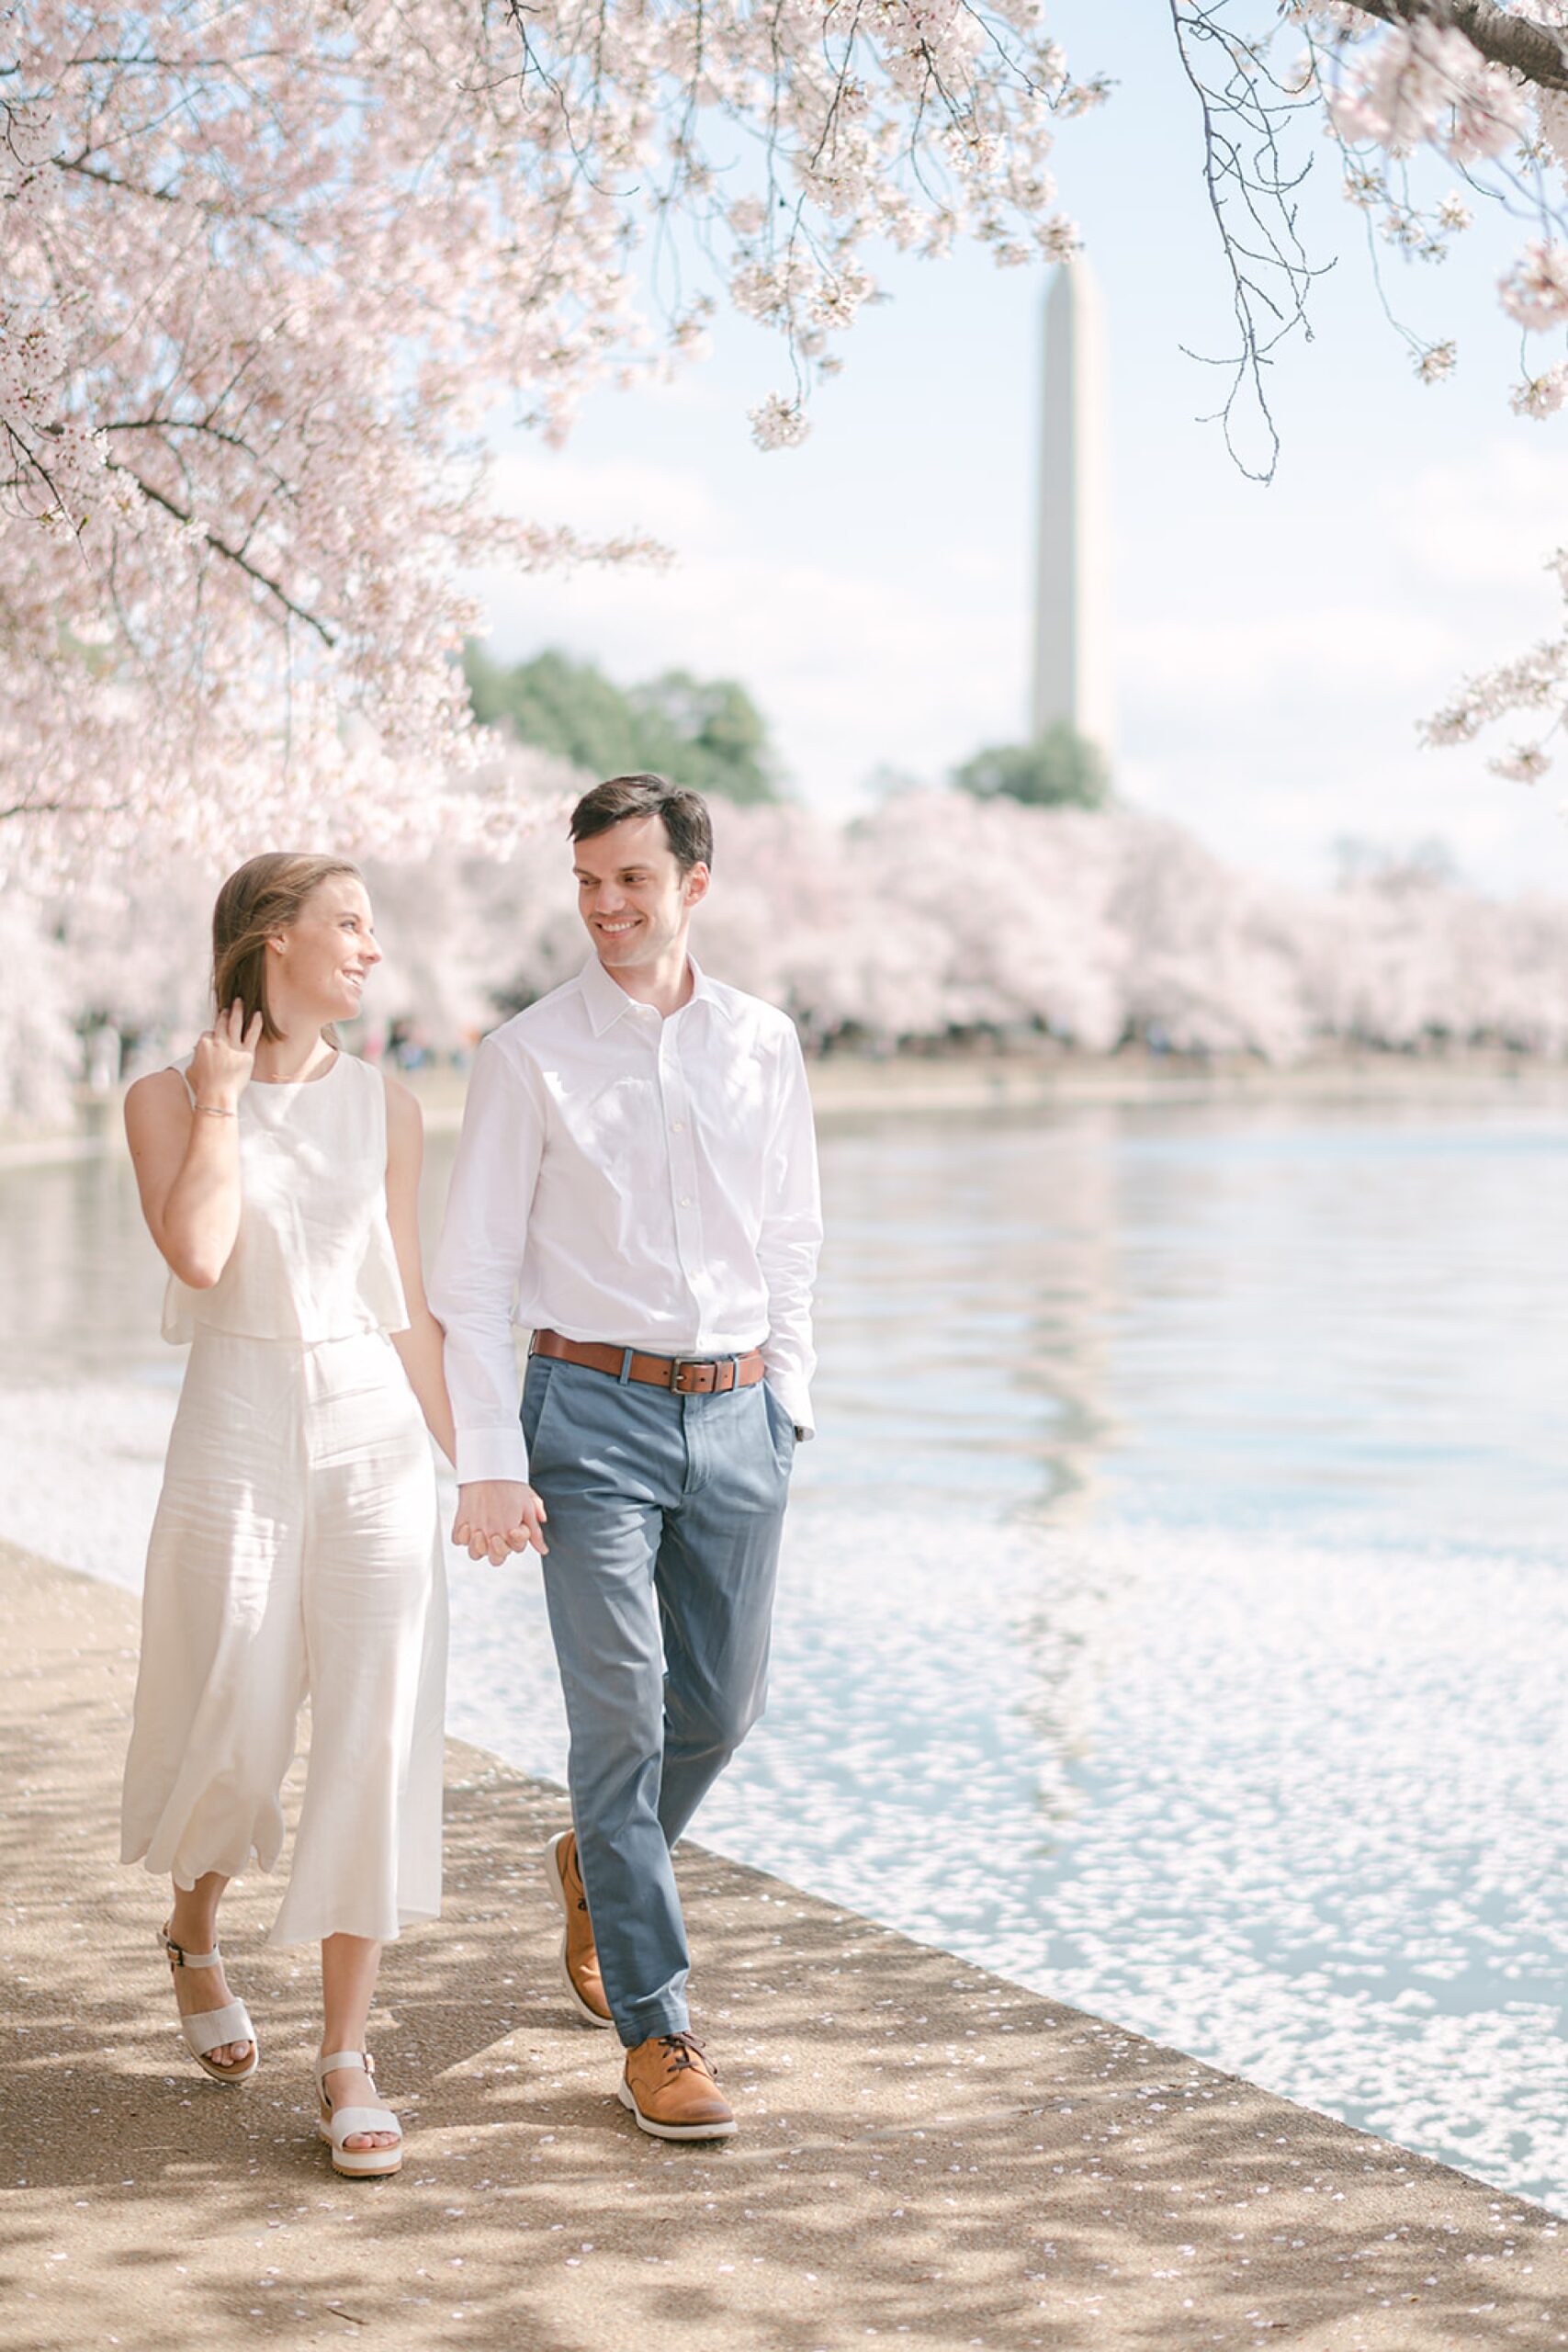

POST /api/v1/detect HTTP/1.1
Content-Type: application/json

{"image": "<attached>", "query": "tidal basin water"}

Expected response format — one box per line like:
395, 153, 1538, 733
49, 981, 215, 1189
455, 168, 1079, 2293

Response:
6, 1089, 1568, 2208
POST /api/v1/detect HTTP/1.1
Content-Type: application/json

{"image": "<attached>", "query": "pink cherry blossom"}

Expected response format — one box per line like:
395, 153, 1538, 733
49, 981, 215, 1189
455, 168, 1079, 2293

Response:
1, 1, 1089, 888
1500, 243, 1568, 332
1324, 25, 1491, 157
1511, 368, 1568, 421
1491, 746, 1552, 786
749, 394, 812, 452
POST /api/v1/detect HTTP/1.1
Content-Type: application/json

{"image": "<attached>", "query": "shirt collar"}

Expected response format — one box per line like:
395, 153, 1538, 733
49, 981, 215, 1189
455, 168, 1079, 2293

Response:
577, 950, 716, 1036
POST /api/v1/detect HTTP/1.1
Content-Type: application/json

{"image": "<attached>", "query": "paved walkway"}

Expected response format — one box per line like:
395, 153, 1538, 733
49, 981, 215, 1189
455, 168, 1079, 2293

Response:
3, 1540, 1564, 2351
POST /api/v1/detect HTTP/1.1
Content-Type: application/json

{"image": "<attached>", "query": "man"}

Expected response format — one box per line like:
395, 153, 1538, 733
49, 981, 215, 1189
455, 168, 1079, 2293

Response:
430, 774, 821, 2141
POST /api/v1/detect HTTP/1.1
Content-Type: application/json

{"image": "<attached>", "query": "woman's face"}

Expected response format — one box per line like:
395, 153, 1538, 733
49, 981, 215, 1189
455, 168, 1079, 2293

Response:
268, 876, 382, 1023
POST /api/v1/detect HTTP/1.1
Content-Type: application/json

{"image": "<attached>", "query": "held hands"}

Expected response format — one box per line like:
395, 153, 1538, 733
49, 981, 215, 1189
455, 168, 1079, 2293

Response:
189, 1000, 263, 1110
452, 1481, 548, 1566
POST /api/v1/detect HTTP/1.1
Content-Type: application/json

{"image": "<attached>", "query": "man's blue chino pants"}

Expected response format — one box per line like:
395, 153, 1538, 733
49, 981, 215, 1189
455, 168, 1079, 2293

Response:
521, 1350, 795, 2048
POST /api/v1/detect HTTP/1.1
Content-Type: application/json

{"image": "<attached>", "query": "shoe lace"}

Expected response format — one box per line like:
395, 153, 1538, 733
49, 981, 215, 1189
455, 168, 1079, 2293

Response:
658, 2031, 716, 2078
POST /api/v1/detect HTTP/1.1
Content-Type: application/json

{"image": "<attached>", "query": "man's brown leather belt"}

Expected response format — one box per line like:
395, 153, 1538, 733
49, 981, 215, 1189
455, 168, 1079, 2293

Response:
531, 1329, 766, 1396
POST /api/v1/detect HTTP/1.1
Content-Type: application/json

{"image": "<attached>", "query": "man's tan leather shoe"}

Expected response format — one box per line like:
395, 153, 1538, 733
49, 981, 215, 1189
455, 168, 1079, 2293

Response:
618, 2032, 737, 2140
545, 1828, 613, 2028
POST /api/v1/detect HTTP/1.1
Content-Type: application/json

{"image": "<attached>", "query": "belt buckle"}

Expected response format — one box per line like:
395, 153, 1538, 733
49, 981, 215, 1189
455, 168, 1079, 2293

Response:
670, 1351, 722, 1396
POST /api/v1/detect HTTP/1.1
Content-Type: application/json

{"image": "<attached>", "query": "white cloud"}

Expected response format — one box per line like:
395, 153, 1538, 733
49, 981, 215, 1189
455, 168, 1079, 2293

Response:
470, 426, 1568, 890
1122, 603, 1452, 709
473, 449, 1028, 805
487, 447, 724, 543
1108, 436, 1568, 888
1393, 440, 1568, 597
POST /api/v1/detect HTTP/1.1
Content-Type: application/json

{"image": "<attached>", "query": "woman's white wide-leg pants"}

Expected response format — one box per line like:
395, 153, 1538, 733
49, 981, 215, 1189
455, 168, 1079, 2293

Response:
120, 1328, 446, 1946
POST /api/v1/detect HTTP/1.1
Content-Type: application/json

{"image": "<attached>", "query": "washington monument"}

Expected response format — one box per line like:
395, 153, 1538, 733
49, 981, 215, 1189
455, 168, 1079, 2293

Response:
1032, 257, 1113, 757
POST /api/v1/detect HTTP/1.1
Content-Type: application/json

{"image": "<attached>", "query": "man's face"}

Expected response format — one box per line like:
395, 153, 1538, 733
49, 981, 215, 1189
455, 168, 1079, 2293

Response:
572, 814, 708, 972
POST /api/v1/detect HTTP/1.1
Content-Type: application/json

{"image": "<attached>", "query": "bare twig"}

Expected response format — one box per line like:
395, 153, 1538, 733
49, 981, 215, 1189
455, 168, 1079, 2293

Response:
1168, 0, 1330, 482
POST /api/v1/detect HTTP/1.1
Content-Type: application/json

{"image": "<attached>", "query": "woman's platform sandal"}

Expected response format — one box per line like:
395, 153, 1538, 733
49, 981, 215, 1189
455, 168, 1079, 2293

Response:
159, 1925, 259, 2084
315, 2050, 404, 2179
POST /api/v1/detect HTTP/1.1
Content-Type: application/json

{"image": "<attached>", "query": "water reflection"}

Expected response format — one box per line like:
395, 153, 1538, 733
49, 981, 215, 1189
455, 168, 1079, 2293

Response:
808, 1110, 1122, 1527
798, 1096, 1568, 1551
15, 1095, 1568, 1553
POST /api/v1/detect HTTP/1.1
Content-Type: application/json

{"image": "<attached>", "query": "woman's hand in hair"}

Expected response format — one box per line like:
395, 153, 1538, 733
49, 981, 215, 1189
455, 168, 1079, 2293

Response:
125, 1003, 259, 1288
189, 1000, 262, 1111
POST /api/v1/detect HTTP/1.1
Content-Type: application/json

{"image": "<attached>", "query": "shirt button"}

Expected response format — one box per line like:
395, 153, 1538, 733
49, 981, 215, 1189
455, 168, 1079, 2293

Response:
680, 1194, 692, 1207
671, 1121, 684, 1132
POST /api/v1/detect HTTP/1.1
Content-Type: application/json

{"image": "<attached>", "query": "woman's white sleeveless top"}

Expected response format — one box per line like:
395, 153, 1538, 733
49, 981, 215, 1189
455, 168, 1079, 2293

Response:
162, 1051, 410, 1345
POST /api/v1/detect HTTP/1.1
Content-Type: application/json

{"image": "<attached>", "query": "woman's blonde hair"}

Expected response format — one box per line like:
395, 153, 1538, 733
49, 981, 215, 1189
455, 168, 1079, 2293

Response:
212, 853, 363, 1043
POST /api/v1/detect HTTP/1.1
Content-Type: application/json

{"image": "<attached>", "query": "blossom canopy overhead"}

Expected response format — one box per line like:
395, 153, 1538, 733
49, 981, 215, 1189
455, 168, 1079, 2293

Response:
0, 0, 1092, 883
15, 4, 1568, 879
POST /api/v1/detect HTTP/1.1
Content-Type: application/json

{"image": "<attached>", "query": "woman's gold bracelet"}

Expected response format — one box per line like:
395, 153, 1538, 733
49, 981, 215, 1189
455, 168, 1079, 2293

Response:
195, 1102, 238, 1118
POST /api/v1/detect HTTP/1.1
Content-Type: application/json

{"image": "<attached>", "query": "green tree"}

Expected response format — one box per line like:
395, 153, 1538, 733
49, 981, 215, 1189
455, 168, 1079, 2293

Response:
464, 646, 646, 778
629, 672, 775, 805
464, 646, 778, 804
953, 723, 1110, 811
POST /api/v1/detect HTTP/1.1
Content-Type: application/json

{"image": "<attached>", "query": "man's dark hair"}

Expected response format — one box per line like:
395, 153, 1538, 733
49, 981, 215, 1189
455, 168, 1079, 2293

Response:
569, 774, 714, 873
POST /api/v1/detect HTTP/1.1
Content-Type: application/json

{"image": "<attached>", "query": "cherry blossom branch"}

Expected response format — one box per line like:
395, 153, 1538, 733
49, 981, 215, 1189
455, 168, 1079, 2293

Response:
0, 797, 131, 820
1348, 2, 1568, 95
107, 468, 339, 647
0, 3, 1093, 883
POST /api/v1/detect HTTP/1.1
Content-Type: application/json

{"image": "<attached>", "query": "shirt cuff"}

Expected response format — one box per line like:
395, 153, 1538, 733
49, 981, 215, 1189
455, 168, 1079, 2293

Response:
765, 1373, 814, 1440
455, 1426, 531, 1487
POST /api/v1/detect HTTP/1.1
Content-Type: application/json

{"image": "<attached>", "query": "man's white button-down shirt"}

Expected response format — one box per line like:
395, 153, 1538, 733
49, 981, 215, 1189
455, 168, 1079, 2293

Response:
429, 954, 823, 1487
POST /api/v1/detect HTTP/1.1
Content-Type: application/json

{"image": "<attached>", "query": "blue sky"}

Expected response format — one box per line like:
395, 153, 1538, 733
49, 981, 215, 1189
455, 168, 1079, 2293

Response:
474, 6, 1568, 894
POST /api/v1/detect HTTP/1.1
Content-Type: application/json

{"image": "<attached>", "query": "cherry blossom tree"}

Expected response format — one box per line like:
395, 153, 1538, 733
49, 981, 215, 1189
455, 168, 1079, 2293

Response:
1, 2, 1091, 885
1176, 4, 1568, 786
14, 787, 1568, 1121
17, 2, 1568, 932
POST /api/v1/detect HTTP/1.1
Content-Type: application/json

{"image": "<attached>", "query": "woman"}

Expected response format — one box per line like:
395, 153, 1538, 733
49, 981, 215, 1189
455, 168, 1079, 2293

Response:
120, 853, 452, 2179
